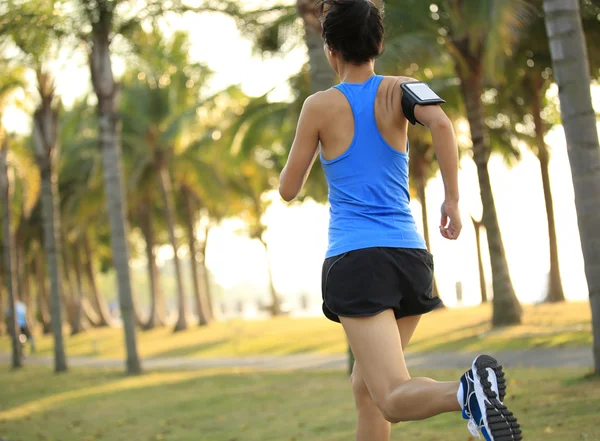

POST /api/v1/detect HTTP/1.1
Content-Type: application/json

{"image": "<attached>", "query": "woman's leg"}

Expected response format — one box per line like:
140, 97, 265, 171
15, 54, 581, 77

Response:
352, 362, 390, 441
341, 310, 460, 423
352, 314, 422, 441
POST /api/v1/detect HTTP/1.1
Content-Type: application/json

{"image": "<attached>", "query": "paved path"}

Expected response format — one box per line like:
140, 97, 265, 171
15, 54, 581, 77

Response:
0, 347, 592, 371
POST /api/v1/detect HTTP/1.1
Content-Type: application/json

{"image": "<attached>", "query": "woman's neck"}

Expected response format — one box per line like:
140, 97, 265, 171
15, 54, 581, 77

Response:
337, 60, 376, 84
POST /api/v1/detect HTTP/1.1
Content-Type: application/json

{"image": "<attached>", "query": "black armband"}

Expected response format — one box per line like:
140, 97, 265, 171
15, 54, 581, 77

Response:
400, 82, 446, 126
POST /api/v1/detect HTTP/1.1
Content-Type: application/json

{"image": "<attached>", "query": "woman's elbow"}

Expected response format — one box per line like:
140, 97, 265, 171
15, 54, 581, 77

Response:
279, 183, 297, 202
430, 115, 453, 133
279, 173, 296, 202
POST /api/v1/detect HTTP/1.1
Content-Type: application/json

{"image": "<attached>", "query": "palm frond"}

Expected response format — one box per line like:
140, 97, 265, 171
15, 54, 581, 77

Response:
484, 0, 538, 79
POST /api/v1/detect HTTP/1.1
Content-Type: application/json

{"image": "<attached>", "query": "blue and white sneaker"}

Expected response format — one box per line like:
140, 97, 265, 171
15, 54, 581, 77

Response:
459, 355, 521, 441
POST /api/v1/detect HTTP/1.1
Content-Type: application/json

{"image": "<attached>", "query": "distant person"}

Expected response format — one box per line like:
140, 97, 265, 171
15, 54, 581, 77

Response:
278, 1, 520, 440
109, 300, 119, 318
5, 300, 35, 352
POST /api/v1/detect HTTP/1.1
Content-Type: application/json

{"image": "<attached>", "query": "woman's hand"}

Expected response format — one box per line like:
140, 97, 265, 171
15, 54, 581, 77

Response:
440, 200, 462, 240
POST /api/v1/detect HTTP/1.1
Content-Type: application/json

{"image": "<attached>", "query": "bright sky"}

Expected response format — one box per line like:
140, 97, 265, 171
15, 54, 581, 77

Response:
2, 3, 598, 309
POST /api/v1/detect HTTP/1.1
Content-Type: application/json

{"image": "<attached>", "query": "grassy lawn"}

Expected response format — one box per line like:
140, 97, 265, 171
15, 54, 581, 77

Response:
1, 365, 599, 441
1, 302, 592, 359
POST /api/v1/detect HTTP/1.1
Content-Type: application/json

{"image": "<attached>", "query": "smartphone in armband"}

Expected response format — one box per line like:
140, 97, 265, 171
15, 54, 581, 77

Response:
400, 82, 446, 126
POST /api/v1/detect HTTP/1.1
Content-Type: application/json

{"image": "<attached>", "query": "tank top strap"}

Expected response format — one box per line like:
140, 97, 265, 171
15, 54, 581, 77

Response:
332, 75, 383, 121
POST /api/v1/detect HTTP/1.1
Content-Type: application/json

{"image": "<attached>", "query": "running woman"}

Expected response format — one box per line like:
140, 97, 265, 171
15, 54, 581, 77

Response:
278, 1, 521, 440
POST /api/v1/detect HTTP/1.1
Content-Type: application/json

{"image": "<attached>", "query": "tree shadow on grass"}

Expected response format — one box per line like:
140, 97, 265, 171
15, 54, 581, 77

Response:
0, 367, 126, 413
0, 369, 357, 441
150, 338, 231, 359
408, 320, 490, 352
4, 367, 600, 441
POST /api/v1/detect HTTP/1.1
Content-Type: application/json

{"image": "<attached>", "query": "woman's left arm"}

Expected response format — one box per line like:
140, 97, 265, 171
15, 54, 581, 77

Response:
279, 95, 321, 202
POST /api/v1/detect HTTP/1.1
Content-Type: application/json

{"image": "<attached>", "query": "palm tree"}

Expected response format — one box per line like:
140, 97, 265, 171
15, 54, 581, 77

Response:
493, 10, 565, 303
529, 72, 564, 303
501, 2, 600, 303
32, 70, 68, 369
77, 0, 141, 372
179, 172, 221, 326
296, 0, 337, 93
135, 193, 167, 329
185, 207, 213, 324
543, 0, 600, 373
122, 28, 228, 329
121, 30, 195, 332
33, 248, 52, 333
0, 64, 30, 368
223, 82, 307, 315
233, 163, 283, 316
383, 0, 531, 325
175, 138, 232, 324
0, 137, 22, 369
471, 216, 488, 303
158, 157, 190, 331
76, 0, 243, 352
58, 99, 114, 328
0, 134, 41, 363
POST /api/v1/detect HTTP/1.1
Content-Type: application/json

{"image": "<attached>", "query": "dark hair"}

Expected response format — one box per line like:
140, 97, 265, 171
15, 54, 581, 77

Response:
317, 0, 384, 64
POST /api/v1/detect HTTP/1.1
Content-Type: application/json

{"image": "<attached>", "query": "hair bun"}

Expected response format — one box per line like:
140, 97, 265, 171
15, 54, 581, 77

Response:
317, 0, 385, 65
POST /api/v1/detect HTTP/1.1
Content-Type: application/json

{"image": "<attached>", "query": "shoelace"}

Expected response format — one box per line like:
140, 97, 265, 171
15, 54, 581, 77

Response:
467, 419, 481, 439
463, 397, 482, 439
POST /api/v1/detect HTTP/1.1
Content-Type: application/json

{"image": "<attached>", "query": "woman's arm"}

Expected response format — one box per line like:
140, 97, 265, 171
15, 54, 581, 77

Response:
414, 104, 462, 240
279, 95, 321, 202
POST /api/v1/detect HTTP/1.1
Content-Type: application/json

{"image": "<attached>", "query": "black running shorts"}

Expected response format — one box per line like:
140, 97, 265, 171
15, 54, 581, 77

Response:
321, 247, 443, 323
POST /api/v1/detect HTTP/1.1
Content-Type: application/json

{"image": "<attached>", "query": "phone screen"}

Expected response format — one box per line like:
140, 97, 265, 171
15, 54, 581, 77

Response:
407, 83, 441, 101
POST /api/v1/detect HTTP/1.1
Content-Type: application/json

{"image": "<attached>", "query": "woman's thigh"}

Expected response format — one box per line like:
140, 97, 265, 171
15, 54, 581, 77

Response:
341, 310, 411, 404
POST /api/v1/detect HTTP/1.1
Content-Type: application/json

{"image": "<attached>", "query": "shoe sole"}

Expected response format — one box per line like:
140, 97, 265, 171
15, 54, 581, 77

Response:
474, 355, 522, 441
475, 354, 506, 402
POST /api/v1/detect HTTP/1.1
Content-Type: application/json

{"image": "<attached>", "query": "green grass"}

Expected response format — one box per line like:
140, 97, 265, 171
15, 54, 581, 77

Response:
1, 365, 599, 441
2, 302, 592, 359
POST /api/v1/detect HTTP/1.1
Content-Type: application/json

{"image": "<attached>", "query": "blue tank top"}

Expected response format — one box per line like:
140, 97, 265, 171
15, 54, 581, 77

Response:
321, 75, 426, 258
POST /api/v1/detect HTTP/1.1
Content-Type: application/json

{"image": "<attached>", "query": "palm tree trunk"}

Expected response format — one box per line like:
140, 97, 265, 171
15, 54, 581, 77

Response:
297, 1, 337, 93
38, 166, 68, 372
73, 239, 99, 328
182, 189, 212, 326
0, 259, 5, 336
82, 233, 113, 327
460, 70, 522, 326
157, 161, 188, 332
23, 270, 34, 328
415, 169, 441, 301
14, 226, 22, 302
61, 237, 79, 330
260, 237, 282, 316
201, 225, 215, 319
305, 27, 336, 92
90, 28, 141, 374
35, 252, 52, 333
471, 216, 488, 304
138, 206, 165, 329
33, 90, 67, 372
544, 0, 600, 373
531, 75, 565, 303
15, 230, 33, 324
0, 141, 22, 368
70, 239, 89, 334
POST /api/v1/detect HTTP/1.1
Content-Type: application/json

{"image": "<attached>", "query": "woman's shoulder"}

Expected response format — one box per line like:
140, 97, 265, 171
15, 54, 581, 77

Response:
303, 87, 347, 113
380, 75, 419, 87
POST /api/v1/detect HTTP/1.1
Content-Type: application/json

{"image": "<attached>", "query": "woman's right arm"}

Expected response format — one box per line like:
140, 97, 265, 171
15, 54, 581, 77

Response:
414, 104, 462, 240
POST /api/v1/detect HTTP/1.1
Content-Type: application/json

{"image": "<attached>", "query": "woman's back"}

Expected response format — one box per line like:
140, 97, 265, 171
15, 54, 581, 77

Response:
319, 75, 410, 161
316, 75, 425, 257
